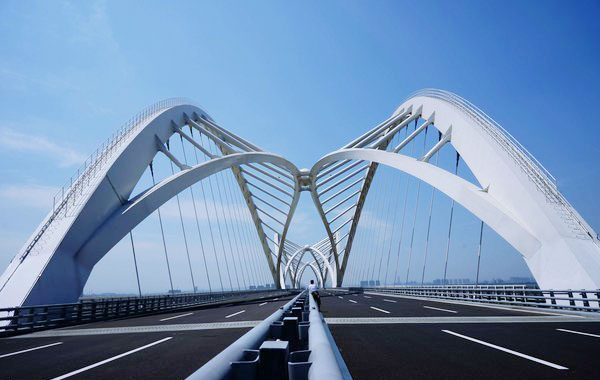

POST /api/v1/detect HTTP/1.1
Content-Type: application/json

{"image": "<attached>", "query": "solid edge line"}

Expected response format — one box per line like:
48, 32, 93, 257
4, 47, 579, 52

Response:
0, 342, 63, 358
225, 310, 246, 319
424, 306, 457, 314
49, 337, 173, 380
159, 312, 194, 322
442, 330, 568, 370
365, 292, 578, 317
556, 328, 600, 338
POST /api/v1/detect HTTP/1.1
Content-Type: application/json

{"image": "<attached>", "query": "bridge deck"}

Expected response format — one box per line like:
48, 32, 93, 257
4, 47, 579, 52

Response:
1, 291, 600, 379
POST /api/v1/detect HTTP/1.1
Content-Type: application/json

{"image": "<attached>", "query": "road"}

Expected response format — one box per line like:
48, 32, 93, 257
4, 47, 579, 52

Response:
0, 295, 293, 380
321, 290, 600, 380
2, 290, 600, 380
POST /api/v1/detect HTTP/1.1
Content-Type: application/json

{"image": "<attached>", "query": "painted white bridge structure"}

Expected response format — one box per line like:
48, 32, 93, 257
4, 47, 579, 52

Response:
1, 89, 599, 309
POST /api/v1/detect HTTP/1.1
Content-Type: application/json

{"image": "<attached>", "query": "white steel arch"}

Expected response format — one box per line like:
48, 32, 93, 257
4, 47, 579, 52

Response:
0, 100, 301, 308
1, 89, 598, 310
280, 245, 336, 289
310, 89, 600, 290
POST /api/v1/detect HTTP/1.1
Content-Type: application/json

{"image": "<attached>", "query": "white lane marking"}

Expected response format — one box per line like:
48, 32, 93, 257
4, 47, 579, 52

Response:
258, 302, 268, 307
442, 330, 568, 370
159, 312, 193, 322
383, 299, 397, 303
225, 310, 246, 319
338, 296, 344, 299
424, 306, 457, 314
0, 342, 63, 358
557, 328, 600, 338
50, 337, 172, 379
273, 298, 279, 301
363, 296, 371, 299
370, 306, 390, 314
348, 299, 357, 304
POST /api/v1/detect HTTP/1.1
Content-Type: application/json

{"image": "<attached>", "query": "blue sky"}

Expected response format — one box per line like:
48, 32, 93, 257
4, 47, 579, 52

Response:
0, 1, 598, 293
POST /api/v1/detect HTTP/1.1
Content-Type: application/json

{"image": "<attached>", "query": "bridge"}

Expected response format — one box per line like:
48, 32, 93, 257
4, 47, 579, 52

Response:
1, 89, 599, 379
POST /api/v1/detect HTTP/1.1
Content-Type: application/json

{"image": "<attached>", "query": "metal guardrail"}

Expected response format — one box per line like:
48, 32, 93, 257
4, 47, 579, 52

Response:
187, 290, 350, 380
362, 286, 600, 312
186, 291, 305, 380
0, 289, 287, 336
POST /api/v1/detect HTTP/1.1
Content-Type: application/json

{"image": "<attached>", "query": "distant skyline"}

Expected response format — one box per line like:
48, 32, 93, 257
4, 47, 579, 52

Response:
1, 0, 599, 293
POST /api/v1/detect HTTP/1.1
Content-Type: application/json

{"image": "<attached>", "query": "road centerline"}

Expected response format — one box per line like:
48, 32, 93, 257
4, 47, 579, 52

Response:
0, 342, 63, 359
159, 312, 193, 322
424, 305, 457, 314
370, 306, 390, 314
225, 310, 246, 319
442, 330, 568, 370
49, 337, 172, 379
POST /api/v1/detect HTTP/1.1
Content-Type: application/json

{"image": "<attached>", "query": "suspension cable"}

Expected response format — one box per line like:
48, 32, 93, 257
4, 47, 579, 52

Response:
191, 128, 224, 291
475, 221, 485, 286
384, 130, 407, 285
405, 126, 429, 284
367, 167, 389, 284
202, 135, 234, 291
180, 134, 212, 293
209, 141, 242, 290
221, 169, 248, 290
231, 180, 260, 287
376, 166, 395, 284
129, 231, 142, 297
167, 140, 197, 293
150, 161, 174, 294
421, 131, 442, 286
443, 152, 461, 284
393, 119, 418, 285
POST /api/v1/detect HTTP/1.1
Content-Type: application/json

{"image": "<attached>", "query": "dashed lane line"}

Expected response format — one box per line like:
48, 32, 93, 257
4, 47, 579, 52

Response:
225, 310, 246, 319
370, 306, 391, 314
442, 330, 568, 370
0, 342, 63, 358
49, 337, 172, 380
338, 296, 344, 300
424, 306, 457, 314
258, 302, 268, 307
159, 312, 194, 322
556, 328, 600, 338
348, 299, 357, 304
383, 299, 397, 303
363, 296, 371, 299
